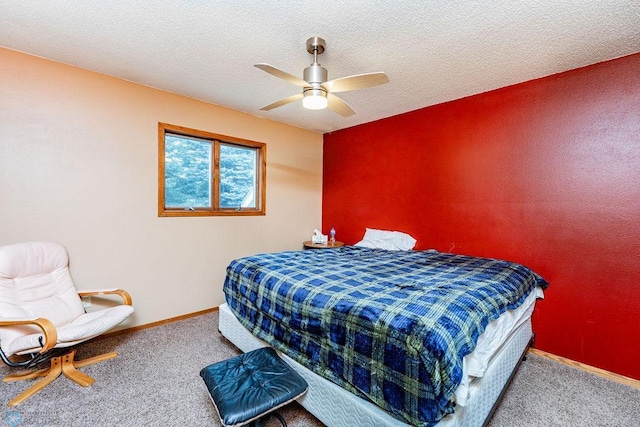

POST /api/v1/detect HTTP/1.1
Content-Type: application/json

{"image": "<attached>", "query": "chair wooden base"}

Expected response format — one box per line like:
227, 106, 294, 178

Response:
3, 349, 118, 407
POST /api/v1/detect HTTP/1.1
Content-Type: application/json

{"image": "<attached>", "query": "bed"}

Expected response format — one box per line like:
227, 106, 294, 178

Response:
219, 246, 548, 426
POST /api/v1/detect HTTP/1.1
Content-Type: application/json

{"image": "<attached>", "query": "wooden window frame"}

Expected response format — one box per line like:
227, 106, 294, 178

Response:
158, 122, 266, 217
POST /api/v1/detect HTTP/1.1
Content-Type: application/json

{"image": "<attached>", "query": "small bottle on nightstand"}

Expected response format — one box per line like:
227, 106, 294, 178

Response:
329, 227, 336, 245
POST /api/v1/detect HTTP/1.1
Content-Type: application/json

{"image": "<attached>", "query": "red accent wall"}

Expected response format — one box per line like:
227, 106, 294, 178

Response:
323, 53, 640, 380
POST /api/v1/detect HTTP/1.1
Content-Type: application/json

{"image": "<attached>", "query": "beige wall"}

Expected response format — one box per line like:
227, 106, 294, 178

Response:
0, 47, 323, 329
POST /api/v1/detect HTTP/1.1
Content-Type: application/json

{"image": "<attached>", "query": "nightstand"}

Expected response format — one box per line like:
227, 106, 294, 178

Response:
303, 240, 345, 249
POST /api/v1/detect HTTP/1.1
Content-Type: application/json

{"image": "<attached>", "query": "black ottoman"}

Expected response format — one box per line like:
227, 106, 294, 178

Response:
200, 347, 308, 427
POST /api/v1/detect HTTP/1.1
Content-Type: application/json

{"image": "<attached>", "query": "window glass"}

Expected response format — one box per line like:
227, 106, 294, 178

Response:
219, 143, 257, 209
164, 134, 211, 209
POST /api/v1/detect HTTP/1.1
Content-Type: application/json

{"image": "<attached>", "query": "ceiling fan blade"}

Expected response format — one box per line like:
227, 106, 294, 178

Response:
323, 72, 389, 93
327, 93, 355, 117
259, 93, 304, 111
255, 63, 309, 88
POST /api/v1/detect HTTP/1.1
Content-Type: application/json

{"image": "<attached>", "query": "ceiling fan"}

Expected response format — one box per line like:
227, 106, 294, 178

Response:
255, 37, 389, 117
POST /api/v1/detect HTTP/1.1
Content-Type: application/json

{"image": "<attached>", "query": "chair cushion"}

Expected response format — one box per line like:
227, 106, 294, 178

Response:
5, 304, 134, 355
0, 242, 86, 355
0, 241, 68, 279
200, 347, 308, 427
0, 242, 84, 327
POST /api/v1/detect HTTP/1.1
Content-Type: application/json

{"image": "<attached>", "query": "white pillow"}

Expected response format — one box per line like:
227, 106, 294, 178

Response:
354, 228, 417, 251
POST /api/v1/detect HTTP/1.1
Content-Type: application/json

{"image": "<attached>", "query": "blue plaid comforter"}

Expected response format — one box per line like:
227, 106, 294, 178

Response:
223, 247, 548, 426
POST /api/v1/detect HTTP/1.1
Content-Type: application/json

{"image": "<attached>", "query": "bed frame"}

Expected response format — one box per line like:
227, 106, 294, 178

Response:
218, 303, 532, 427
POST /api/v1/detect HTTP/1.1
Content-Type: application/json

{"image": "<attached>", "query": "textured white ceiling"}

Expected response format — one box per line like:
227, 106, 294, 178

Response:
2, 1, 639, 133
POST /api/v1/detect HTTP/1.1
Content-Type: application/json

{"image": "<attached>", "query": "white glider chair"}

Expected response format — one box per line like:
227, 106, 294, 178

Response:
0, 241, 134, 406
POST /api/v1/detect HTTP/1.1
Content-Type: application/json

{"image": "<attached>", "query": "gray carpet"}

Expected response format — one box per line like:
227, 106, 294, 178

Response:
1, 311, 638, 426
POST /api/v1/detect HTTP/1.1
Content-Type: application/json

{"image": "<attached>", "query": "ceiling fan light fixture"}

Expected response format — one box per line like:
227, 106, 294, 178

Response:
255, 36, 388, 117
302, 88, 328, 110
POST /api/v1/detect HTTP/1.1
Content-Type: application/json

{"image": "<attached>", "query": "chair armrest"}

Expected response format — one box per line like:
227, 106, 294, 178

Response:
77, 289, 133, 306
0, 318, 58, 353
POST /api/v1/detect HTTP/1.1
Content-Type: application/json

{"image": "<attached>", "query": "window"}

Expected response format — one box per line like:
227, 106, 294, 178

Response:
158, 123, 266, 216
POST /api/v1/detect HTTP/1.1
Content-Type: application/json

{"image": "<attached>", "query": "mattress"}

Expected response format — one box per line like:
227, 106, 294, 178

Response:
455, 287, 541, 405
223, 247, 547, 425
219, 302, 534, 427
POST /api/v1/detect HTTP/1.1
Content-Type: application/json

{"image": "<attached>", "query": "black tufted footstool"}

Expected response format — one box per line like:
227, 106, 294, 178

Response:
200, 347, 308, 427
